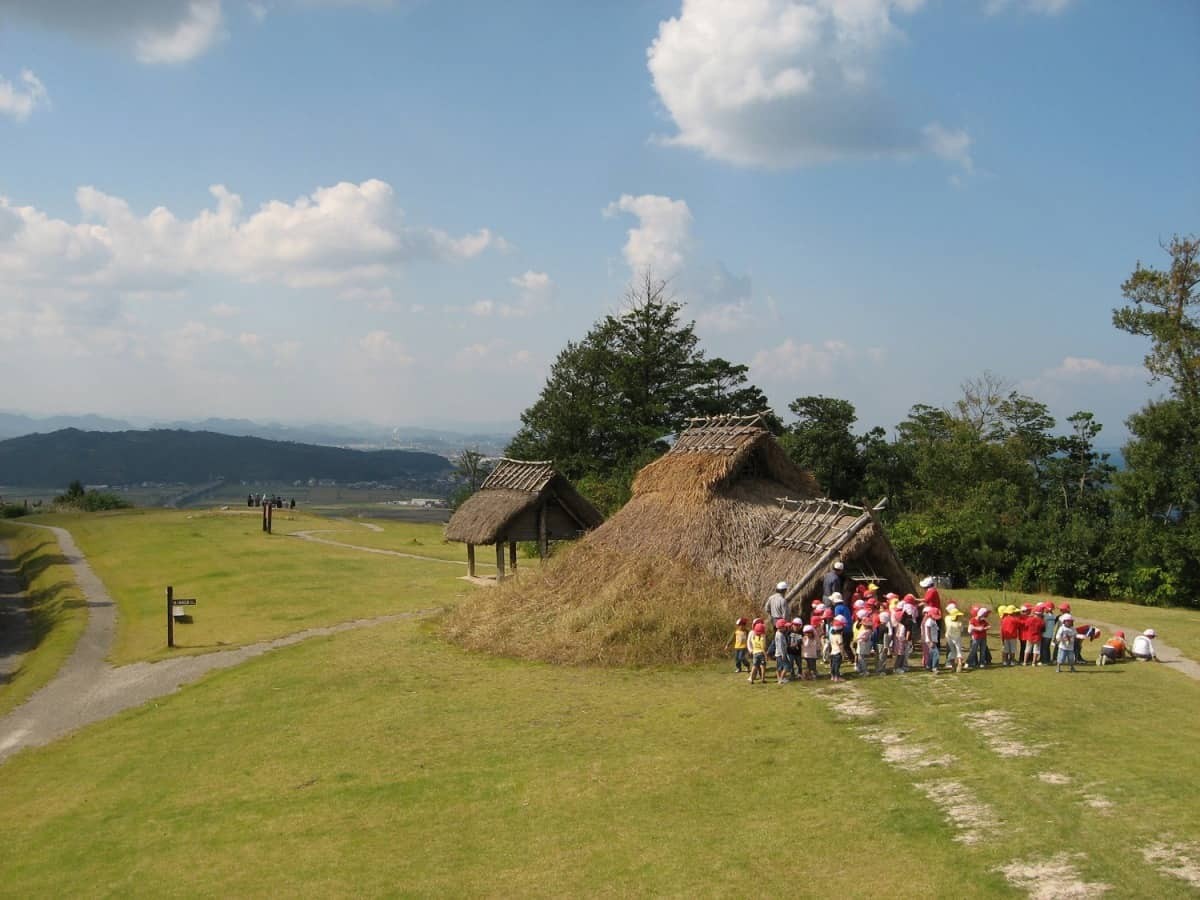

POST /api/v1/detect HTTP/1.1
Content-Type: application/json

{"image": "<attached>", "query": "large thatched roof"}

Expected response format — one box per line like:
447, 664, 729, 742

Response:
444, 459, 603, 546
586, 415, 822, 597
633, 414, 819, 497
761, 498, 914, 605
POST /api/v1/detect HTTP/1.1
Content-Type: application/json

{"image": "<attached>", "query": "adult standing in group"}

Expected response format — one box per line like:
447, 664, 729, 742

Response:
823, 560, 845, 605
765, 581, 790, 632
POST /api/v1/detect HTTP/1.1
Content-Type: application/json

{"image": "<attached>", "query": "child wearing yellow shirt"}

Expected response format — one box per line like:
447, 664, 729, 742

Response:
727, 617, 749, 673
748, 622, 768, 684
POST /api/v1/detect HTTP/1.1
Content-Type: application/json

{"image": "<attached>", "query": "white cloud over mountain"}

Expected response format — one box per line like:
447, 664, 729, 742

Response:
647, 0, 973, 170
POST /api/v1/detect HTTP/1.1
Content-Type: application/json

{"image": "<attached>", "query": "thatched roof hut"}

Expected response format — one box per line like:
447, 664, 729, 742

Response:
586, 414, 821, 598
762, 498, 914, 611
445, 459, 603, 577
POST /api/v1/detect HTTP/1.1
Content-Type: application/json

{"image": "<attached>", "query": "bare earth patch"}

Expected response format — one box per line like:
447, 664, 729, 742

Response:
997, 853, 1111, 898
914, 780, 1000, 845
827, 690, 877, 718
1037, 772, 1071, 785
961, 709, 1044, 758
858, 728, 955, 769
1142, 839, 1200, 889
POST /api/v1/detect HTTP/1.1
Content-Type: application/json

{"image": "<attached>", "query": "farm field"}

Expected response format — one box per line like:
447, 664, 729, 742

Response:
1, 511, 1199, 896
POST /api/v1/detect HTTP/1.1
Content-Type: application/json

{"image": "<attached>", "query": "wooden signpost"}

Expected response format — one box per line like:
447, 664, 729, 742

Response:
262, 500, 272, 534
166, 585, 197, 648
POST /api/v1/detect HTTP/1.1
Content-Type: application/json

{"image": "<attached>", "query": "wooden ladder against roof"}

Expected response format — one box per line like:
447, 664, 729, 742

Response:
776, 497, 888, 604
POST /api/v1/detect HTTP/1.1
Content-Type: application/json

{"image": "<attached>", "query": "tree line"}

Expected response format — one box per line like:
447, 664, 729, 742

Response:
504, 236, 1199, 607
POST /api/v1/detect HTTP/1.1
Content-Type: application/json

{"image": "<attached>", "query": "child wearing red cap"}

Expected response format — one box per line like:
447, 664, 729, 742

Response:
773, 620, 792, 684
748, 622, 768, 684
1021, 607, 1044, 666
800, 624, 820, 680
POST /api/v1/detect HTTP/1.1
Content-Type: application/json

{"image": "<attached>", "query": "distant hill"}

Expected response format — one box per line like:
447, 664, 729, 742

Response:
0, 429, 453, 488
0, 412, 513, 455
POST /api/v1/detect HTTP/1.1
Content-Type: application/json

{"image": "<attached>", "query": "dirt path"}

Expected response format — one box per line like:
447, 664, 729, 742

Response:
288, 528, 468, 565
1083, 618, 1200, 681
0, 539, 35, 686
0, 524, 440, 765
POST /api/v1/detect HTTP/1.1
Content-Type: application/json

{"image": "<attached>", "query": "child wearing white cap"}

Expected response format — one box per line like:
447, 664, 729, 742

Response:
1131, 629, 1159, 661
1054, 614, 1078, 672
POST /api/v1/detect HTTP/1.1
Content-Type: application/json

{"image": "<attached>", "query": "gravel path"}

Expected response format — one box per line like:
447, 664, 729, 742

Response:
0, 524, 440, 765
1083, 618, 1200, 681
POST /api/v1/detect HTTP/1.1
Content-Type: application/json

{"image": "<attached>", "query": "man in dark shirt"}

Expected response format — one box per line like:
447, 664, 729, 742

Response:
822, 560, 844, 604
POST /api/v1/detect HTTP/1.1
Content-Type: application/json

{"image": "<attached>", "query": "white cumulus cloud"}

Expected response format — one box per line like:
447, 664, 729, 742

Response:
0, 179, 501, 294
752, 337, 882, 378
648, 0, 974, 171
604, 194, 692, 276
0, 70, 49, 121
0, 1, 406, 64
1043, 356, 1142, 383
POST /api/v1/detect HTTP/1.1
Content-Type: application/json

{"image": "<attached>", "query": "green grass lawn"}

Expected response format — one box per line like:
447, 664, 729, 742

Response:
277, 515, 481, 565
2, 513, 1199, 896
19, 510, 473, 664
0, 615, 1197, 896
0, 524, 88, 716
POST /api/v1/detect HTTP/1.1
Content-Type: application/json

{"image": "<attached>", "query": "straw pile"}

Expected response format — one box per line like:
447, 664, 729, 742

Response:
443, 542, 750, 667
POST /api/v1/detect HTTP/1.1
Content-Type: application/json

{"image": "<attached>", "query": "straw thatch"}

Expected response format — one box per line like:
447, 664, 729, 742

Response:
761, 498, 914, 607
446, 416, 913, 667
444, 458, 603, 546
585, 415, 821, 598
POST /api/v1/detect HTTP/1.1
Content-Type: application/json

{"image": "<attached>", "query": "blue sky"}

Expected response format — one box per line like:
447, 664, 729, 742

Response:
1, 0, 1197, 441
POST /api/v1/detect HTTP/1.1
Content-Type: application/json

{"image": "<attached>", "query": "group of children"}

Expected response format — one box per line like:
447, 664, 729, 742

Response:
730, 581, 1163, 684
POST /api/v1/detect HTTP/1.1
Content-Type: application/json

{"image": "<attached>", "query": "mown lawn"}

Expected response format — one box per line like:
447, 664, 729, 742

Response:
0, 615, 1197, 896
2, 513, 1199, 896
0, 524, 88, 716
20, 510, 473, 664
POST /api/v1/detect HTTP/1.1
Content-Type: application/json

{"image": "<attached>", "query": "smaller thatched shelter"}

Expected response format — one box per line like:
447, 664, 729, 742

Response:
444, 458, 603, 578
761, 497, 914, 612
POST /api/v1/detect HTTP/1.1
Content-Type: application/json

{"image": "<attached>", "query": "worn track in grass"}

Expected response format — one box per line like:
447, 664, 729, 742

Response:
0, 524, 439, 765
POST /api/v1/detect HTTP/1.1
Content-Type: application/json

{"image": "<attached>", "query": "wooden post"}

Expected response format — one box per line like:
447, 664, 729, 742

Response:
166, 585, 174, 649
266, 501, 273, 534
537, 502, 548, 560
467, 543, 476, 577
495, 542, 506, 580
509, 541, 517, 572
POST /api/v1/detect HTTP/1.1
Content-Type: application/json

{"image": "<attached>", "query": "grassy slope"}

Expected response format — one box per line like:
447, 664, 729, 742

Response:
0, 617, 1197, 896
0, 523, 87, 717
25, 510, 470, 664
1, 513, 1198, 895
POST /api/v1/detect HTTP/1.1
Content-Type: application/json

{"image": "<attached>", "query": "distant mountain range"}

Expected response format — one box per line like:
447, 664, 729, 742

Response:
0, 412, 515, 456
0, 428, 453, 488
